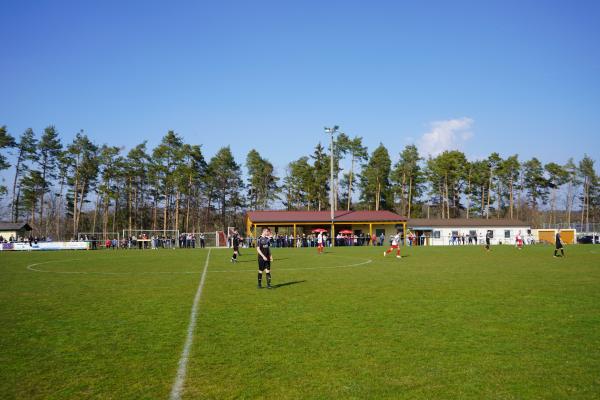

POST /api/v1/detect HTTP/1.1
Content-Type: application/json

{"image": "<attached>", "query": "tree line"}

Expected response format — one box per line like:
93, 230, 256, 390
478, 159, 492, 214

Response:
0, 125, 598, 238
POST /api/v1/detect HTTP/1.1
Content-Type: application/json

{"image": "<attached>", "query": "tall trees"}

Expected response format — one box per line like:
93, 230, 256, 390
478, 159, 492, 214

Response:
579, 155, 597, 230
152, 131, 185, 234
20, 171, 44, 225
207, 146, 244, 229
246, 149, 279, 210
337, 135, 368, 211
97, 145, 123, 237
544, 162, 568, 225
360, 144, 392, 211
311, 143, 330, 211
283, 157, 313, 210
500, 155, 521, 219
0, 126, 16, 199
66, 131, 99, 236
124, 142, 150, 234
391, 145, 422, 218
181, 144, 207, 233
2, 122, 600, 233
10, 128, 37, 221
563, 158, 579, 225
464, 160, 489, 218
522, 157, 549, 223
37, 126, 62, 231
425, 150, 467, 218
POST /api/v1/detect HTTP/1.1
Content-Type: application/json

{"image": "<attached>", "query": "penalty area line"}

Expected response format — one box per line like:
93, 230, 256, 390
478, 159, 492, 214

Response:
169, 248, 211, 400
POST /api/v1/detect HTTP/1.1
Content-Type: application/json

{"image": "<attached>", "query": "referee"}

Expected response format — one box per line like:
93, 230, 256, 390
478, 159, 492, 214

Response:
554, 229, 565, 258
231, 229, 241, 263
257, 228, 273, 289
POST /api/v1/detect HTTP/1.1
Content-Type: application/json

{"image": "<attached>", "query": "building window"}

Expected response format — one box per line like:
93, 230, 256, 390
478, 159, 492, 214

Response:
504, 230, 511, 239
433, 230, 441, 239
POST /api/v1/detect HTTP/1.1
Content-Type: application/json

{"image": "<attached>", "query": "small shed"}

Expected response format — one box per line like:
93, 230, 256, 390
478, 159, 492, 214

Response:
0, 222, 33, 241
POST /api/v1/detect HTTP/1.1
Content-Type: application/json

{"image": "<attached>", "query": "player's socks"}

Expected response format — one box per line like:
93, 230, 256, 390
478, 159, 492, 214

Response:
266, 272, 272, 288
258, 273, 262, 288
233, 253, 237, 260
561, 249, 565, 257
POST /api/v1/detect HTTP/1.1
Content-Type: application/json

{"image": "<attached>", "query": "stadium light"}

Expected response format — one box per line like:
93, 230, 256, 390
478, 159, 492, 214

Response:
324, 126, 339, 225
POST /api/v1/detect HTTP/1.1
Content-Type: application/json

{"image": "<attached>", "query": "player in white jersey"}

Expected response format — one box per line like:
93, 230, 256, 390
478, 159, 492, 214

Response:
384, 230, 402, 258
317, 232, 324, 254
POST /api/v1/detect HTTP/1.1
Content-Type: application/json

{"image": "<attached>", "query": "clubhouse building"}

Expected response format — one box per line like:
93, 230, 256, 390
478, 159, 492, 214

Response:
245, 210, 406, 244
245, 210, 539, 246
407, 218, 531, 246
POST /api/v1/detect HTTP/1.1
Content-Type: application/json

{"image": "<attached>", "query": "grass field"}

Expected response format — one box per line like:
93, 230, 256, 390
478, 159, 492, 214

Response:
1, 244, 599, 399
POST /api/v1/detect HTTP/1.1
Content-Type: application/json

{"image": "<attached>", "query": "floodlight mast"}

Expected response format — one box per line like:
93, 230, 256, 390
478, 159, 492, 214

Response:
324, 125, 339, 226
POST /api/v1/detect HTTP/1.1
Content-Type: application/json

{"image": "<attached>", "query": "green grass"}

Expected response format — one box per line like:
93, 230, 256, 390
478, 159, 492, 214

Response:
1, 244, 599, 399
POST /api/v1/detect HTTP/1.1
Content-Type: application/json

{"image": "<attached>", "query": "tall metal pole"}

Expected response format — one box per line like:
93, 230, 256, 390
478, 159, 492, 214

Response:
324, 126, 338, 223
330, 130, 335, 221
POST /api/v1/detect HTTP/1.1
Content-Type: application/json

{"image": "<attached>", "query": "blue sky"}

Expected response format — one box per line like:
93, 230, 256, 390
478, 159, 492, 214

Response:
1, 0, 599, 179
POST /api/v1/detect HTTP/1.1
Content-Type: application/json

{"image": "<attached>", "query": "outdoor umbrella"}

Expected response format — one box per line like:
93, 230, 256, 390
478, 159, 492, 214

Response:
339, 230, 353, 234
312, 228, 328, 233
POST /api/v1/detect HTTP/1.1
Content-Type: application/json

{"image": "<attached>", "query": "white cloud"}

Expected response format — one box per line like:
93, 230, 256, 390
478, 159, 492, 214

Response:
418, 117, 474, 156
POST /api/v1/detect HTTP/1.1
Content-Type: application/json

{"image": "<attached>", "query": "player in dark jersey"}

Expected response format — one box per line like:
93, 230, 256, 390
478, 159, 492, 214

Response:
231, 230, 241, 263
256, 228, 273, 289
485, 230, 492, 251
554, 230, 565, 258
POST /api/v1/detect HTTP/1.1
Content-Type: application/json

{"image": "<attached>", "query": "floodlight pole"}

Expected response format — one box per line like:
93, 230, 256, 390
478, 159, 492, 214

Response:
325, 125, 339, 244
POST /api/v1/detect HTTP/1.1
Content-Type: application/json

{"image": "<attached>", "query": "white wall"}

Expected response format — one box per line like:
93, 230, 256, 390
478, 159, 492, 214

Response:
415, 226, 530, 246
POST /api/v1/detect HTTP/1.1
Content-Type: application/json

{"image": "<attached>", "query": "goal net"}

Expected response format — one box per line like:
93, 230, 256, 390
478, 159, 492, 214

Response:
77, 232, 121, 249
122, 229, 180, 248
180, 231, 225, 248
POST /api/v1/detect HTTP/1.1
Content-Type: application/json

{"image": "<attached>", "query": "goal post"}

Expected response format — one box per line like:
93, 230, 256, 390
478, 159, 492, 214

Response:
118, 230, 228, 248
122, 229, 180, 248
77, 232, 121, 249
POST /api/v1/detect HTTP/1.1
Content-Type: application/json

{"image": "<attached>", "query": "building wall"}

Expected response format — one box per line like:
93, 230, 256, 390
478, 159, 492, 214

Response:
532, 229, 576, 244
0, 230, 18, 240
411, 226, 531, 246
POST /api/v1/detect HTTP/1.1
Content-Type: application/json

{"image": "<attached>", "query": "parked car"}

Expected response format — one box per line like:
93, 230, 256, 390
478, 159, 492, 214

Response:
577, 235, 599, 244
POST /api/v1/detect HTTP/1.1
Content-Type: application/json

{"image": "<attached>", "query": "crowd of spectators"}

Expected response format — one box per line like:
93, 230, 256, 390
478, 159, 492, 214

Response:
0, 235, 51, 245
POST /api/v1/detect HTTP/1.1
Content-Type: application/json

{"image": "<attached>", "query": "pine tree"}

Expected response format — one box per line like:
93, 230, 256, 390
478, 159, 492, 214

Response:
37, 126, 62, 232
10, 128, 37, 222
207, 146, 244, 229
246, 149, 279, 210
391, 144, 423, 218
360, 144, 392, 211
0, 125, 16, 200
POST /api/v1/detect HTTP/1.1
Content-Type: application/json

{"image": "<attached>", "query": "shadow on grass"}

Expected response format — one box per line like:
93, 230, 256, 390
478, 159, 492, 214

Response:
232, 257, 289, 264
271, 280, 306, 289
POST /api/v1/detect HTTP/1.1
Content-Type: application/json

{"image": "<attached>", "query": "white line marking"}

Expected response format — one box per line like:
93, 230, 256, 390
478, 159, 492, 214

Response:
209, 257, 373, 273
170, 248, 211, 400
26, 259, 203, 275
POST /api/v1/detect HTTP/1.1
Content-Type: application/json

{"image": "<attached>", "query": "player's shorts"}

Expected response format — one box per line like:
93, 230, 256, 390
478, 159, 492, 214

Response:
390, 244, 399, 249
486, 239, 490, 245
317, 242, 323, 247
233, 245, 239, 251
258, 257, 271, 271
555, 242, 563, 249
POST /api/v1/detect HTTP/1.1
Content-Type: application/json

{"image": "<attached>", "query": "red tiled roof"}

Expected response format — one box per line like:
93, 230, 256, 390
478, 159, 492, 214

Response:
246, 210, 406, 223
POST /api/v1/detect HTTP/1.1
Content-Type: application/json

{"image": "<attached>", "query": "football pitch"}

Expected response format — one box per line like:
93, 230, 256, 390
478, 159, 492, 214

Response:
1, 245, 599, 399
